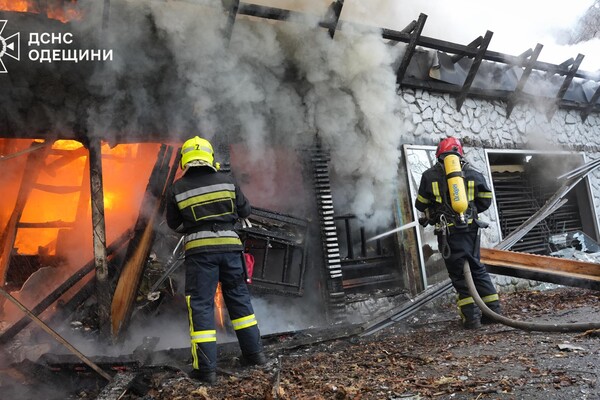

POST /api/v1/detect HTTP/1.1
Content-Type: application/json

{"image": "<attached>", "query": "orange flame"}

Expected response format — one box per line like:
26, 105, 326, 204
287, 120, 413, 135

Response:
215, 283, 226, 328
0, 139, 161, 258
0, 0, 29, 13
0, 0, 81, 22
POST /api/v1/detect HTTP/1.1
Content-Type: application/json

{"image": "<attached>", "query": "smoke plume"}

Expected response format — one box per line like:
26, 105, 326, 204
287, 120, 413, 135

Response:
70, 0, 408, 229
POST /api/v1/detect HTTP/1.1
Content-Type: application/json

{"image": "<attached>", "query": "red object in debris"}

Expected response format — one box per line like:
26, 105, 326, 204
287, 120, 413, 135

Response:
244, 252, 255, 284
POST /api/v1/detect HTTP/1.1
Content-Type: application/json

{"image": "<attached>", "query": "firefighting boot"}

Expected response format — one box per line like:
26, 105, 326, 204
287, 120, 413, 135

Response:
481, 300, 502, 325
459, 302, 482, 330
241, 351, 268, 366
188, 369, 217, 385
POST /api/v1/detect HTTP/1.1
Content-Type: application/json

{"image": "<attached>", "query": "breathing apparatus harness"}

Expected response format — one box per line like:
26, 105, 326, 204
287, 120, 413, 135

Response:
432, 153, 473, 259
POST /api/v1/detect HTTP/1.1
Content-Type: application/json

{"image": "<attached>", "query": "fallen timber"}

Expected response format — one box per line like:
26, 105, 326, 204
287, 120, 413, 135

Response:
0, 230, 132, 345
110, 145, 178, 340
0, 287, 112, 381
481, 247, 600, 291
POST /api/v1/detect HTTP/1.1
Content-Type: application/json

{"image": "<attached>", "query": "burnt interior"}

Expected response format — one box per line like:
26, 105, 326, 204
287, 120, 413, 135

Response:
489, 152, 597, 254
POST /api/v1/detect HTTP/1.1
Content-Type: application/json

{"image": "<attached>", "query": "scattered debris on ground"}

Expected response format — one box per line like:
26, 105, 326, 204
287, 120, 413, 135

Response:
2, 287, 600, 399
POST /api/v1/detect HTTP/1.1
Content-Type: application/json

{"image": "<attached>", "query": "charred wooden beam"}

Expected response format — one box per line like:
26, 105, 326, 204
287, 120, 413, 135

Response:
0, 142, 48, 162
546, 53, 585, 120
456, 30, 493, 110
86, 138, 110, 336
17, 220, 74, 228
396, 13, 427, 85
96, 372, 137, 400
325, 0, 344, 38
450, 36, 483, 63
0, 287, 112, 381
232, 5, 596, 82
400, 20, 417, 34
380, 29, 596, 81
76, 156, 92, 232
45, 147, 87, 176
0, 141, 52, 287
582, 84, 600, 122
238, 3, 295, 22
110, 145, 174, 340
224, 0, 240, 43
158, 148, 181, 215
506, 43, 543, 118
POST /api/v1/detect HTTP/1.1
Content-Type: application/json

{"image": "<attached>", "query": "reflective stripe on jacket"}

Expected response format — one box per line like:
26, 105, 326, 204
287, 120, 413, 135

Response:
415, 162, 492, 228
166, 167, 251, 255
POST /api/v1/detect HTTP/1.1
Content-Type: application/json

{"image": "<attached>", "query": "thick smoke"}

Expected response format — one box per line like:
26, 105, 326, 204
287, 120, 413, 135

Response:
71, 0, 408, 229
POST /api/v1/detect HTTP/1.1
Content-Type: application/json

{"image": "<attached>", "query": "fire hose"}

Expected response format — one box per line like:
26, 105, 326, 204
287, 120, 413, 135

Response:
464, 260, 600, 332
442, 155, 600, 332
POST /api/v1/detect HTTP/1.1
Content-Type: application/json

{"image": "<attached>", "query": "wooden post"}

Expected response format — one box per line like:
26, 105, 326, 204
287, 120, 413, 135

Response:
0, 287, 112, 382
86, 138, 110, 336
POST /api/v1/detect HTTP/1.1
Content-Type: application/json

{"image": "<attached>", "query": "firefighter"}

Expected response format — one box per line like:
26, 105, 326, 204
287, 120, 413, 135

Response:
165, 136, 266, 385
415, 137, 501, 329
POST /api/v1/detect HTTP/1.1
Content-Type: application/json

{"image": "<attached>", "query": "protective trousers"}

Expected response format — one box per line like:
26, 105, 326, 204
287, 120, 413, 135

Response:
185, 251, 263, 373
439, 229, 500, 323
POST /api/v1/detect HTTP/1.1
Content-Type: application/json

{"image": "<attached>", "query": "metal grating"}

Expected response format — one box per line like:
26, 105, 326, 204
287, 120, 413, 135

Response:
310, 142, 346, 323
492, 171, 584, 254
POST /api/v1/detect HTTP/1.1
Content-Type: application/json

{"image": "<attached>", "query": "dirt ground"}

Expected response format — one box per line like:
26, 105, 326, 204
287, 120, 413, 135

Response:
3, 286, 600, 399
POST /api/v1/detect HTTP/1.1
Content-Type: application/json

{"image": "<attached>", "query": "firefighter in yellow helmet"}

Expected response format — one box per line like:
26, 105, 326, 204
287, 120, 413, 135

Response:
165, 136, 266, 385
415, 137, 501, 329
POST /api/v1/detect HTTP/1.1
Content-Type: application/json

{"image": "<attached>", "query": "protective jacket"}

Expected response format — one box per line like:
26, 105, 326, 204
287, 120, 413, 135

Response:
414, 160, 499, 328
166, 167, 251, 255
415, 162, 492, 230
165, 166, 263, 374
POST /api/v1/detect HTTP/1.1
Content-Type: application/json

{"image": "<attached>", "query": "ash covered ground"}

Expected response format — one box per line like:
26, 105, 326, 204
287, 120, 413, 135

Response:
2, 287, 600, 399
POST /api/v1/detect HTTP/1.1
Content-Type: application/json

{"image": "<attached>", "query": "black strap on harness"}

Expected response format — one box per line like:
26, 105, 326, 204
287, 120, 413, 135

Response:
438, 214, 452, 260
196, 222, 235, 232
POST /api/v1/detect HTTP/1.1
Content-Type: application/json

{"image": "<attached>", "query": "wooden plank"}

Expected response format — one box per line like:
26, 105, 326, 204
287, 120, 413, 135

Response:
110, 145, 174, 340
111, 213, 160, 339
456, 30, 493, 110
506, 43, 543, 117
481, 247, 600, 278
95, 372, 137, 400
0, 287, 112, 382
396, 13, 427, 85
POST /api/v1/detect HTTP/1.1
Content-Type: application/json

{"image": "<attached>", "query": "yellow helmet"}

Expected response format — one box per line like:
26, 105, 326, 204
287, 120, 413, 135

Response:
180, 136, 218, 171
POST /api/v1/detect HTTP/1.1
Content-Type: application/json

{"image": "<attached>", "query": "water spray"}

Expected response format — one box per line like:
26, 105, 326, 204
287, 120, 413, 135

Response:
366, 220, 419, 242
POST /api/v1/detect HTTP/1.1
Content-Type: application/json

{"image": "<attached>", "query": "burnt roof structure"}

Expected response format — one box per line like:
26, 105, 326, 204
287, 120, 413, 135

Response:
0, 1, 598, 143
227, 2, 600, 121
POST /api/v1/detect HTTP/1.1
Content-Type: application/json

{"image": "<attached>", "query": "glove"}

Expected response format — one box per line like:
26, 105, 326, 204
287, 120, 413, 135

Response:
419, 209, 435, 227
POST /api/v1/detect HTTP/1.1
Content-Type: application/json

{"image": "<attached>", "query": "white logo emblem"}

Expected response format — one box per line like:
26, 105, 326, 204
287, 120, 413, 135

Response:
0, 20, 20, 73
